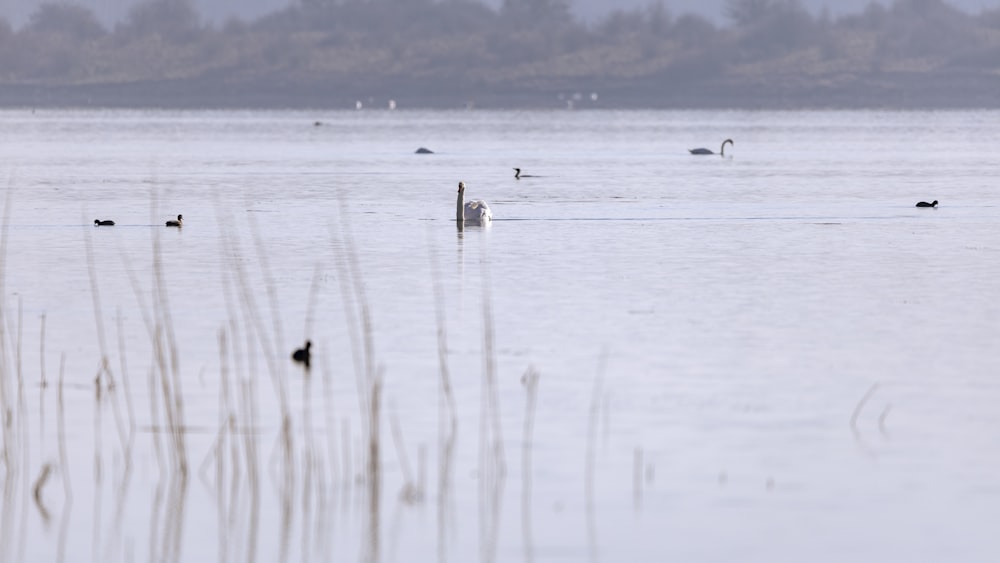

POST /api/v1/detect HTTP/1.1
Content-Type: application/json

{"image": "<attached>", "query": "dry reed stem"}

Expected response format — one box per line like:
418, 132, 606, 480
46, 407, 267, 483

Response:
878, 404, 892, 437
365, 373, 383, 563
15, 297, 32, 563
55, 354, 71, 563
151, 235, 189, 476
32, 463, 53, 523
319, 351, 339, 494
38, 314, 46, 440
850, 383, 879, 435
388, 400, 419, 503
300, 362, 318, 563
520, 367, 540, 563
341, 419, 352, 491
116, 310, 136, 443
0, 178, 14, 472
241, 378, 262, 563
218, 208, 293, 504
214, 213, 251, 549
850, 383, 879, 457
215, 328, 232, 563
246, 210, 296, 506
585, 353, 607, 563
427, 230, 458, 563
102, 311, 137, 562
478, 246, 506, 563
119, 247, 169, 476
330, 227, 366, 433
329, 204, 373, 446
148, 476, 165, 563
92, 356, 104, 563
331, 198, 384, 562
82, 211, 110, 364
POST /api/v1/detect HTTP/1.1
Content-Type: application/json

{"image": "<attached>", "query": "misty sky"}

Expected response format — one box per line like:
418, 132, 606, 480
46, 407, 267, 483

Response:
0, 0, 997, 27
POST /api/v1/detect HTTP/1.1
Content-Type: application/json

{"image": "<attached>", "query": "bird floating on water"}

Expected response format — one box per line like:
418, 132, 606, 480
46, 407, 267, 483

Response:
915, 200, 938, 208
292, 340, 311, 367
689, 139, 734, 156
94, 219, 115, 226
456, 181, 492, 225
415, 147, 434, 154
165, 214, 183, 227
513, 167, 539, 180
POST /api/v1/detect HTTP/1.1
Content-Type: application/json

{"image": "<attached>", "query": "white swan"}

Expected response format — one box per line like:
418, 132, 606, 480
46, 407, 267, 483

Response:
456, 181, 492, 224
689, 139, 733, 156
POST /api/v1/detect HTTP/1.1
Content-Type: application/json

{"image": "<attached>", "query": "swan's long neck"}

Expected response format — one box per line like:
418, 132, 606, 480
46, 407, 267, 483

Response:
456, 188, 464, 222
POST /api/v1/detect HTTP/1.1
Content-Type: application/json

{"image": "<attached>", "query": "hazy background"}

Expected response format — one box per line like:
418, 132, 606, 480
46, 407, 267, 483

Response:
3, 0, 1000, 108
0, 0, 998, 27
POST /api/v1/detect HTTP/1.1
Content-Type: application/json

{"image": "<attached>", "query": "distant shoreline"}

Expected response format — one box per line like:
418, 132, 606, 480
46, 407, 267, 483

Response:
4, 75, 1000, 111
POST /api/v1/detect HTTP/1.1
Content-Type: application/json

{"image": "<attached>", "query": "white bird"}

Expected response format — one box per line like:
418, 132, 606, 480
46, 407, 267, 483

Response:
456, 181, 492, 224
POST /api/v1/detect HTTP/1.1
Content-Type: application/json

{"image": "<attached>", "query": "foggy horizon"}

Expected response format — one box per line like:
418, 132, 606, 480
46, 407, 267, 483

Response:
0, 0, 997, 28
3, 0, 1000, 109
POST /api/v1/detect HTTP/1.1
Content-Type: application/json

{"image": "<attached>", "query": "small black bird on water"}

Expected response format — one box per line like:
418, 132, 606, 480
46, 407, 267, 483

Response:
165, 214, 183, 227
915, 200, 938, 208
513, 167, 539, 179
94, 219, 115, 226
292, 340, 312, 367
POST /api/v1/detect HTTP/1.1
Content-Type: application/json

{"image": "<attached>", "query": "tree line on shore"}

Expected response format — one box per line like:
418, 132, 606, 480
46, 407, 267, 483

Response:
2, 0, 999, 107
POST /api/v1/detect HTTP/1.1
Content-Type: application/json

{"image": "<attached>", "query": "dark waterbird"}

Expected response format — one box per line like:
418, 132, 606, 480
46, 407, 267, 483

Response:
165, 214, 183, 227
292, 341, 312, 367
93, 219, 115, 226
513, 167, 540, 180
915, 200, 938, 208
689, 139, 734, 156
415, 147, 434, 154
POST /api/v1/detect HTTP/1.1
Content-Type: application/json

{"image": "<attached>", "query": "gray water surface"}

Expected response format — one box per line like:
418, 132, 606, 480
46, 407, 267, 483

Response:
1, 109, 998, 562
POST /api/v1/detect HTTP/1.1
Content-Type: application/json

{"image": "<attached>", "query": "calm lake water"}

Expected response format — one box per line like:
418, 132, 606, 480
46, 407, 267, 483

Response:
0, 109, 998, 562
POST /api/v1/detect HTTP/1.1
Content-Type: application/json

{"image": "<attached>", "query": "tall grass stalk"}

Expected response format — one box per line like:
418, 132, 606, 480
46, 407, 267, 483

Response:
520, 367, 540, 563
477, 246, 506, 563
0, 180, 17, 563
55, 354, 72, 563
427, 232, 458, 563
15, 297, 31, 563
38, 314, 46, 441
331, 198, 382, 562
585, 354, 607, 563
